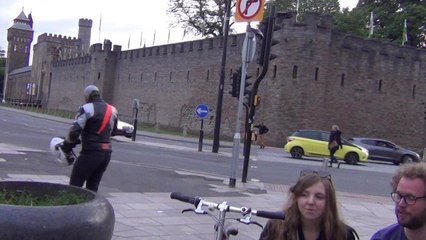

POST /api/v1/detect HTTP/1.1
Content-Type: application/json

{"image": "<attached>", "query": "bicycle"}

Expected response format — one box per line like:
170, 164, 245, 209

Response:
170, 192, 285, 240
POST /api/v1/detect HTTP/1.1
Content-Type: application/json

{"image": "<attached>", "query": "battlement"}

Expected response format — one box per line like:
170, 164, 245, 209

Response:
78, 18, 93, 27
277, 11, 333, 29
339, 32, 426, 61
38, 33, 79, 45
52, 55, 91, 67
116, 34, 242, 60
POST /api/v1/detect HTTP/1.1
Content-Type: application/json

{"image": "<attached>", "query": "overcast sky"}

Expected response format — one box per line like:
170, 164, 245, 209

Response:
0, 0, 358, 53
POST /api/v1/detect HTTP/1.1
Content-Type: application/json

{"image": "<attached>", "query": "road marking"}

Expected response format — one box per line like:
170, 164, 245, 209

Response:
0, 143, 44, 154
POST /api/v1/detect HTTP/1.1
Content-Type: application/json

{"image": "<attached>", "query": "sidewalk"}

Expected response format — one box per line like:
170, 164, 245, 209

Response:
108, 136, 396, 240
0, 107, 396, 239
1, 137, 396, 240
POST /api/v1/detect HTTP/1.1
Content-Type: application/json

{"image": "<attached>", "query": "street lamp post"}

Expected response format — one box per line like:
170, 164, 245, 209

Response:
212, 0, 231, 153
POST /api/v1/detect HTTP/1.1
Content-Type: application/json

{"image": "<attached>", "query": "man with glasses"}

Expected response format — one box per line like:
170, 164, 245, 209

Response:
371, 162, 426, 239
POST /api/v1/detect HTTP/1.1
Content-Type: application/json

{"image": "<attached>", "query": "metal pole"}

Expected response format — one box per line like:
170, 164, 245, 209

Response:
132, 108, 138, 142
198, 119, 204, 152
132, 99, 140, 141
230, 23, 254, 187
212, 0, 231, 153
242, 6, 277, 183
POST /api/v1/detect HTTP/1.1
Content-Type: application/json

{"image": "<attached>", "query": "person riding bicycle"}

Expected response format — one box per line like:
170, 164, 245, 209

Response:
259, 169, 359, 240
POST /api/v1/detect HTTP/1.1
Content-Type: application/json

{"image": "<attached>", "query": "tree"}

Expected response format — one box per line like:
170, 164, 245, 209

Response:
167, 0, 232, 38
167, 0, 425, 48
335, 0, 425, 48
265, 0, 341, 20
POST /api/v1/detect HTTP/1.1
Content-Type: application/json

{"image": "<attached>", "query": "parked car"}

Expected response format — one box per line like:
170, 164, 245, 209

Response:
115, 120, 134, 138
348, 137, 420, 165
284, 130, 369, 165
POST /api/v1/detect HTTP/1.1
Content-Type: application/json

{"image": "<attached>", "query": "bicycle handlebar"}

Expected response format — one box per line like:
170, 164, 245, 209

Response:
170, 192, 285, 220
170, 192, 201, 206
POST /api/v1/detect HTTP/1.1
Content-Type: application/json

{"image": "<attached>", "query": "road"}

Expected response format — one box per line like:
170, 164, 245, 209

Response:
0, 106, 397, 198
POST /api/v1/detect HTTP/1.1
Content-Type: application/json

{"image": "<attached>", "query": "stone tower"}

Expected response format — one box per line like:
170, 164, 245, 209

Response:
3, 10, 34, 100
78, 18, 92, 54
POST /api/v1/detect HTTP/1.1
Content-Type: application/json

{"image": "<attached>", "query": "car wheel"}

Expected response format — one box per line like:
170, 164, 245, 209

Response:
344, 152, 359, 165
401, 155, 415, 164
290, 147, 304, 159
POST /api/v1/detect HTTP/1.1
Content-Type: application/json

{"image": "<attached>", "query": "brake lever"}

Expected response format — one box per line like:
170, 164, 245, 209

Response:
250, 221, 263, 229
182, 208, 195, 214
182, 208, 207, 215
235, 218, 264, 229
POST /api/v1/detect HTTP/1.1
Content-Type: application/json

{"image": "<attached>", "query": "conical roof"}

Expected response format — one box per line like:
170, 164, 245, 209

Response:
9, 10, 32, 31
14, 10, 29, 22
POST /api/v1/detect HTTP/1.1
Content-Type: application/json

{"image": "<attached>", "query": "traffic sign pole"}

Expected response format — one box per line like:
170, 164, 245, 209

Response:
229, 23, 255, 187
195, 104, 209, 152
198, 119, 204, 152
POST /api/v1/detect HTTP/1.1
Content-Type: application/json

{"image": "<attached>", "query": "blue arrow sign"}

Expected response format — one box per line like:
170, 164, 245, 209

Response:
195, 104, 209, 119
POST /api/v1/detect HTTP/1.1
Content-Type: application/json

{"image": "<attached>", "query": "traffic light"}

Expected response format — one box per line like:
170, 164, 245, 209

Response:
230, 68, 252, 99
256, 15, 282, 67
243, 74, 252, 96
229, 68, 242, 98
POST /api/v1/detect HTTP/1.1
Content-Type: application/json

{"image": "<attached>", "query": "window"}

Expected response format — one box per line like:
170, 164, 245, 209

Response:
292, 66, 298, 78
314, 68, 319, 81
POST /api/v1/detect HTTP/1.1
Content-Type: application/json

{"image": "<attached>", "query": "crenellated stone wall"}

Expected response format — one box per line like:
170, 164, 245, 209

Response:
7, 12, 426, 151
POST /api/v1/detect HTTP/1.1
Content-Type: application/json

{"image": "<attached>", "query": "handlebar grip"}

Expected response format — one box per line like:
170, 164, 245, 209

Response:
170, 192, 199, 206
256, 210, 285, 220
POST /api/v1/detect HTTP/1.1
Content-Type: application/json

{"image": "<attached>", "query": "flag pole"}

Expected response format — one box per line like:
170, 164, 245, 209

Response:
402, 19, 408, 45
368, 12, 374, 38
98, 12, 102, 43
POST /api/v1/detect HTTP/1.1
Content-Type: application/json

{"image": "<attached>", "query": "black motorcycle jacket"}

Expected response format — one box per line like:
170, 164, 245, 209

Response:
68, 97, 118, 152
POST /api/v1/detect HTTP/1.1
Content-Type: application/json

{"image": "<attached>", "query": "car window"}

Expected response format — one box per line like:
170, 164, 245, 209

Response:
295, 131, 320, 140
380, 140, 395, 148
320, 132, 329, 141
361, 139, 376, 146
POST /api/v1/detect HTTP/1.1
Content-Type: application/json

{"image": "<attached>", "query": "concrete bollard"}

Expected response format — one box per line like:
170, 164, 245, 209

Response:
423, 148, 426, 162
323, 158, 328, 170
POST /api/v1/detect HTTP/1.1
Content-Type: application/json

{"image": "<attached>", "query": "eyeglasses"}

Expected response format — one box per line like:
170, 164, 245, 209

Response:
299, 169, 331, 180
391, 192, 426, 205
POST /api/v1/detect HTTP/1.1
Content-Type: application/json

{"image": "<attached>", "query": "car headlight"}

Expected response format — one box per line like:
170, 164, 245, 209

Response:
123, 126, 134, 133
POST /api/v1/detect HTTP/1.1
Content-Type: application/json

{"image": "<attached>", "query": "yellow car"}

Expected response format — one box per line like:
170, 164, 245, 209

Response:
284, 130, 369, 165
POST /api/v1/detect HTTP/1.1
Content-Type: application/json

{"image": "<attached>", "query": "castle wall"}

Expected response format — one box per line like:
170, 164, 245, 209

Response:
256, 12, 426, 149
6, 70, 32, 101
9, 12, 426, 151
111, 36, 244, 136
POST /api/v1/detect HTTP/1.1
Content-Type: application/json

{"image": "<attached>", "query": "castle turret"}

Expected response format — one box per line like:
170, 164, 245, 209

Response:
6, 10, 34, 73
78, 18, 92, 54
3, 10, 34, 100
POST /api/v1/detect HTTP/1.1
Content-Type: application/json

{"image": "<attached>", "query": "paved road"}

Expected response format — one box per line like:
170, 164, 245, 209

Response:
0, 106, 404, 239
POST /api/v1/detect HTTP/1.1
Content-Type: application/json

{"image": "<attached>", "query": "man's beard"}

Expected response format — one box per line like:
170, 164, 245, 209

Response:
398, 208, 426, 229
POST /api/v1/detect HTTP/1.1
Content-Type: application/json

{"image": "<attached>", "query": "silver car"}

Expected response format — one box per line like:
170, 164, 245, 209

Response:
348, 137, 420, 165
115, 120, 134, 138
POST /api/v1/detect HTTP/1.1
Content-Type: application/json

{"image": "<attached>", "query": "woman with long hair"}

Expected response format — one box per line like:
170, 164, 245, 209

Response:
259, 169, 358, 240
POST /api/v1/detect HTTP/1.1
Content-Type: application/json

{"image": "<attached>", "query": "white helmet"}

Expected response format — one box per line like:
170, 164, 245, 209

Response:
49, 137, 69, 165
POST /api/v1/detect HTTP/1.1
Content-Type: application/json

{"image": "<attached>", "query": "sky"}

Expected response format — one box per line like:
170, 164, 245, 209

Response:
0, 0, 359, 54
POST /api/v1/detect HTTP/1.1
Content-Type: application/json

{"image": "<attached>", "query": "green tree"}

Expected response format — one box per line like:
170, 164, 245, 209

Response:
265, 0, 341, 20
167, 0, 230, 37
335, 0, 425, 48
